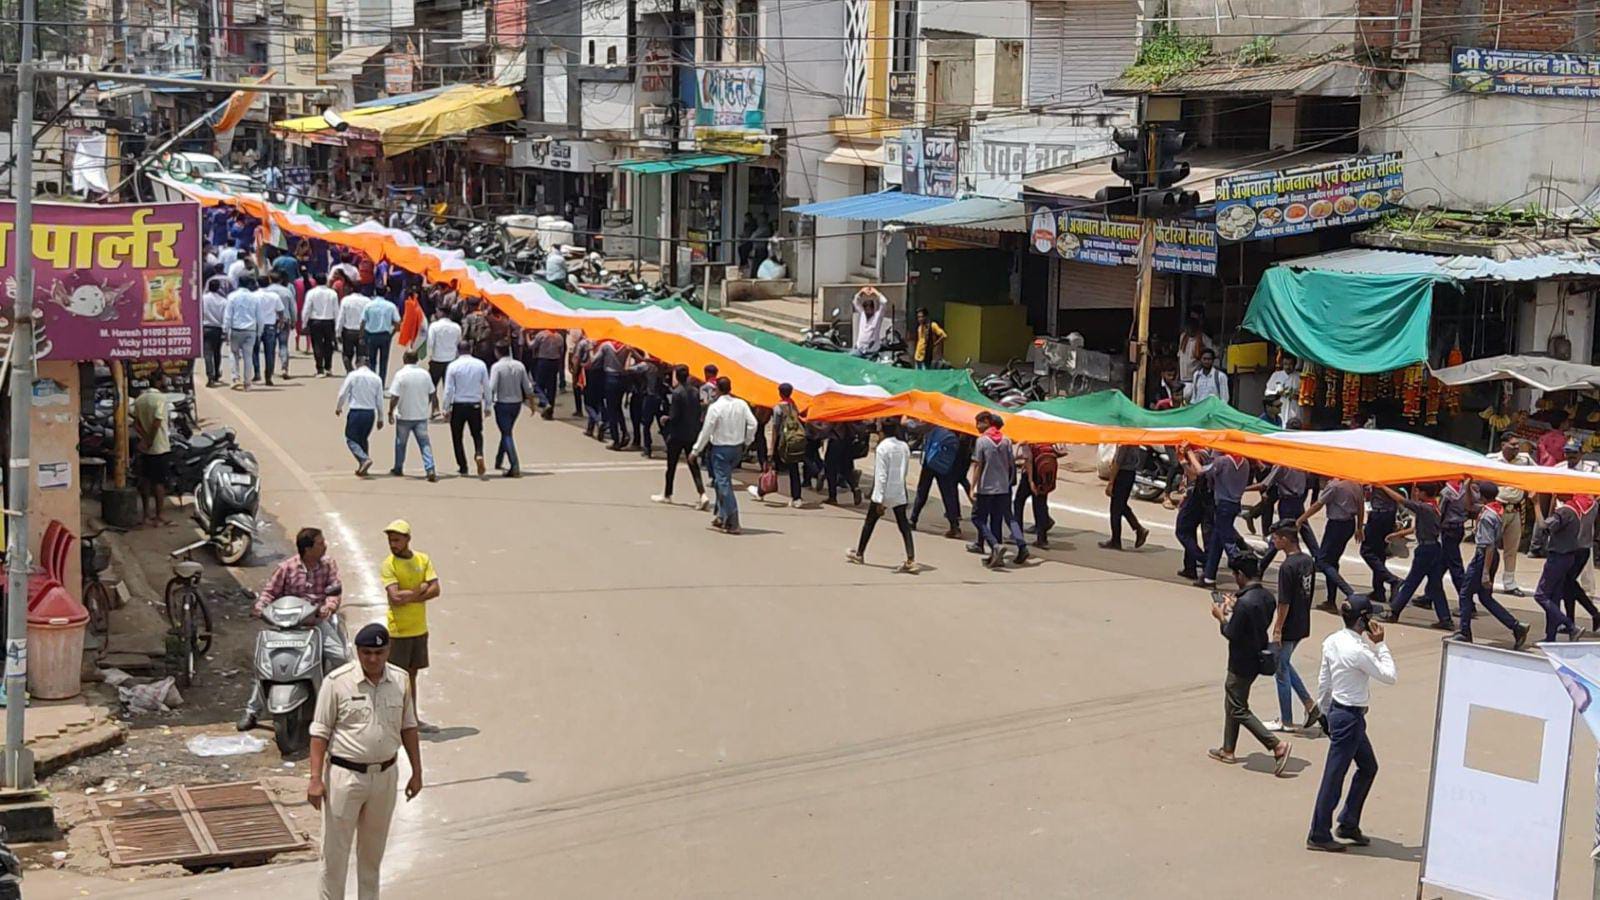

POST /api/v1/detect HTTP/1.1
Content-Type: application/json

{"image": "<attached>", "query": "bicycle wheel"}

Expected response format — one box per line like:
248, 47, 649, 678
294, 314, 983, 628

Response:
83, 580, 112, 636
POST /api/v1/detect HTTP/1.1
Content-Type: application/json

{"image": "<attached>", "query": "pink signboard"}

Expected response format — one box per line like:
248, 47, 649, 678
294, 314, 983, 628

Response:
0, 200, 201, 361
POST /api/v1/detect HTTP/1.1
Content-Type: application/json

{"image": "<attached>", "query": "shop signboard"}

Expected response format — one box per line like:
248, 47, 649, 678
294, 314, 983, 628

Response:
695, 65, 765, 129
1452, 46, 1600, 99
1213, 152, 1404, 242
1028, 204, 1217, 276
901, 127, 958, 198
0, 201, 201, 361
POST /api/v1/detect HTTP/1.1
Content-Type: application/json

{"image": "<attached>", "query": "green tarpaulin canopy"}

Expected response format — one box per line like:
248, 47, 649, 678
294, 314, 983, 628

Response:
1242, 267, 1443, 374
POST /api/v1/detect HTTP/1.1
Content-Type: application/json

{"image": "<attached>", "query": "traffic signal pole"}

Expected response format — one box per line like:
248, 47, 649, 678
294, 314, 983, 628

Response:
1130, 126, 1159, 408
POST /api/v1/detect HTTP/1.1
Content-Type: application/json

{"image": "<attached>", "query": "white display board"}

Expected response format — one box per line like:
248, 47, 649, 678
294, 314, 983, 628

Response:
1421, 641, 1574, 900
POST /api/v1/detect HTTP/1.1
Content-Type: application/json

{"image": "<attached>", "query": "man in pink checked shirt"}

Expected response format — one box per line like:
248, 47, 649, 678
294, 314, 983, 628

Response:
237, 527, 349, 732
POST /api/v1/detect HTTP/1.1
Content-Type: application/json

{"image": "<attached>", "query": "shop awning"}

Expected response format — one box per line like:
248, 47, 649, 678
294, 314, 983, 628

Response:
787, 189, 953, 221
1024, 149, 1349, 202
345, 84, 524, 156
326, 45, 388, 72
1242, 267, 1443, 374
1280, 247, 1600, 282
889, 196, 1027, 233
613, 153, 743, 175
1431, 355, 1600, 392
1104, 59, 1364, 97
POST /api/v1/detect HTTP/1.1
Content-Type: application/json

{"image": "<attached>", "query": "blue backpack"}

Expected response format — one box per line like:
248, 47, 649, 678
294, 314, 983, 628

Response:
923, 428, 957, 476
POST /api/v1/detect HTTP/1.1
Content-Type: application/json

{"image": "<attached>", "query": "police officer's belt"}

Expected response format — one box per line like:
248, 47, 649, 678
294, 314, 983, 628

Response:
330, 754, 397, 774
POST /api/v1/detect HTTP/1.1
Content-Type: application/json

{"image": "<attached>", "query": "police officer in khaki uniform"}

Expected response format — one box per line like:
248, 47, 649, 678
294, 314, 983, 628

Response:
310, 623, 423, 900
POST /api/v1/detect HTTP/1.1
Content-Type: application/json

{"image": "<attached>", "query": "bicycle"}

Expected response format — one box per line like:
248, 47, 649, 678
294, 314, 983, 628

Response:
80, 529, 117, 642
164, 542, 216, 688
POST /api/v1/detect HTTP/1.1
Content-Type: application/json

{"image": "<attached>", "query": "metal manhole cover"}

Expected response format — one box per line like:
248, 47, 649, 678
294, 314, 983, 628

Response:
91, 780, 305, 867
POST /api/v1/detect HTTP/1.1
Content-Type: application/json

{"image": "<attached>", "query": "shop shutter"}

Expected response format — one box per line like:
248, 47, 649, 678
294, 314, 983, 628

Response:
1054, 258, 1169, 310
1027, 1, 1140, 109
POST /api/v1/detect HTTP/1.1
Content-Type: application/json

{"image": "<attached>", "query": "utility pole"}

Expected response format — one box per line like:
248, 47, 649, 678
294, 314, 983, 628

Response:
5, 0, 39, 790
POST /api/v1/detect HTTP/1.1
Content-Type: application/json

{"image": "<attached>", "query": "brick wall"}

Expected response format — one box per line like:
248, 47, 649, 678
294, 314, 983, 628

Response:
1357, 0, 1596, 62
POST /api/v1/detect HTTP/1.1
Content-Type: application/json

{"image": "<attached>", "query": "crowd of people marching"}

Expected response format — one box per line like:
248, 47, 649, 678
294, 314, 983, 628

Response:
196, 203, 1600, 861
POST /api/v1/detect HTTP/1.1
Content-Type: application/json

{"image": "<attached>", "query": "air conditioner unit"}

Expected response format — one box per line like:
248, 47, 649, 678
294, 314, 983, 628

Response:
1391, 0, 1422, 60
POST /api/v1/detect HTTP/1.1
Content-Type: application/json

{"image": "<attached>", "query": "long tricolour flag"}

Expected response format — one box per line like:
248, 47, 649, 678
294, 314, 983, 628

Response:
146, 170, 1600, 497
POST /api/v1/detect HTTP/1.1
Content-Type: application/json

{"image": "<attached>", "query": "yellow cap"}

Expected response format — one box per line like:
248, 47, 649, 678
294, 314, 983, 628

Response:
382, 519, 412, 536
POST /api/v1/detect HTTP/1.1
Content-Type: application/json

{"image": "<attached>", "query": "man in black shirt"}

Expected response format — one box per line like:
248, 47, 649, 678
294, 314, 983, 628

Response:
1210, 553, 1293, 773
651, 364, 708, 509
1269, 521, 1324, 733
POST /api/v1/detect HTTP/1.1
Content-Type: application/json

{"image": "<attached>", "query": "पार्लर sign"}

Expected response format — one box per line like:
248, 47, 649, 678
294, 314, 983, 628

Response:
0, 201, 201, 361
1212, 152, 1404, 242
1452, 46, 1600, 99
1030, 206, 1217, 276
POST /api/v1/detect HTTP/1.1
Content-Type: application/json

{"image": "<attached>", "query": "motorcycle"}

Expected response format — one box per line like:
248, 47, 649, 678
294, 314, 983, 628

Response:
800, 307, 849, 352
191, 445, 260, 565
1132, 445, 1176, 502
165, 427, 240, 498
251, 594, 346, 756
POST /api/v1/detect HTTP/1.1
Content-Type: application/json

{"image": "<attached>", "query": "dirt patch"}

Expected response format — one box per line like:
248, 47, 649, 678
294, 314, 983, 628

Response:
36, 503, 321, 879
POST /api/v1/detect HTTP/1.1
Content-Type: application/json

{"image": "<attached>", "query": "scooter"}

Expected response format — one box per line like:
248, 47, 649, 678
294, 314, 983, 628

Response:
252, 595, 346, 756
191, 446, 260, 565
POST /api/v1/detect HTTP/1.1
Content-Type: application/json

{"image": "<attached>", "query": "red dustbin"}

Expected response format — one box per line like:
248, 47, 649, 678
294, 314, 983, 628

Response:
26, 583, 88, 699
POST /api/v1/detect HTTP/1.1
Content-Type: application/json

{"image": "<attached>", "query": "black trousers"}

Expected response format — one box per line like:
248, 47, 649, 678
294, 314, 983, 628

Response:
664, 438, 704, 498
857, 502, 915, 560
307, 320, 336, 374
340, 327, 363, 372
202, 325, 224, 382
1107, 468, 1142, 545
449, 402, 484, 472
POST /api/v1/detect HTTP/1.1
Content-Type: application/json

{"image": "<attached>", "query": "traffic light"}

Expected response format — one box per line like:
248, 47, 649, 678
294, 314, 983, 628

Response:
1142, 126, 1199, 219
1109, 127, 1149, 189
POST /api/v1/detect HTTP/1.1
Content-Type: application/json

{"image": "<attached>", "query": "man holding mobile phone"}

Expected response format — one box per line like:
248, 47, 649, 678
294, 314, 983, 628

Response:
1307, 595, 1397, 853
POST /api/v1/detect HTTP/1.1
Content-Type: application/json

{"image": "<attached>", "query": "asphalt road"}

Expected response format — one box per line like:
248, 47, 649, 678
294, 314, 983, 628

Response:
35, 361, 1600, 898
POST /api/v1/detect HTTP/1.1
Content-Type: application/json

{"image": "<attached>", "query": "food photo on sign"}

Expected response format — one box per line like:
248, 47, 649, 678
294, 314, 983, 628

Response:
0, 201, 202, 361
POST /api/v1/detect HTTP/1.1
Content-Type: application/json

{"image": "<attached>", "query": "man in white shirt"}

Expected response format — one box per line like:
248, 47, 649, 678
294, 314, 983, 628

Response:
850, 286, 887, 357
1307, 595, 1396, 853
692, 376, 758, 534
1264, 354, 1301, 426
336, 290, 371, 374
334, 361, 385, 477
224, 277, 261, 389
1184, 348, 1229, 406
425, 310, 462, 394
442, 350, 491, 479
201, 278, 230, 388
303, 274, 340, 377
386, 349, 438, 482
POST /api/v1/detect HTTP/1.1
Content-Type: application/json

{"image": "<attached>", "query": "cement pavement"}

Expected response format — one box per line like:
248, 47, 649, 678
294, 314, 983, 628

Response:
33, 364, 1600, 898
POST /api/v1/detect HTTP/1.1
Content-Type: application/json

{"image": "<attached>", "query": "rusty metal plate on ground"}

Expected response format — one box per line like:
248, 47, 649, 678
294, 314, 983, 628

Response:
91, 780, 305, 867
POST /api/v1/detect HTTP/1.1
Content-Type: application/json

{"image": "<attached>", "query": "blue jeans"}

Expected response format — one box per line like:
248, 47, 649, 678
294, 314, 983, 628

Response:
493, 401, 522, 471
1315, 518, 1357, 603
1308, 703, 1376, 843
1202, 498, 1242, 581
1273, 639, 1311, 725
392, 418, 435, 475
344, 409, 374, 464
708, 444, 742, 529
1389, 541, 1451, 624
255, 325, 277, 379
1462, 547, 1522, 641
364, 330, 392, 380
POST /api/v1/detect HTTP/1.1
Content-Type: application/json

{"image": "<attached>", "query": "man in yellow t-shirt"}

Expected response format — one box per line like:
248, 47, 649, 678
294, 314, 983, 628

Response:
913, 308, 946, 369
380, 519, 441, 731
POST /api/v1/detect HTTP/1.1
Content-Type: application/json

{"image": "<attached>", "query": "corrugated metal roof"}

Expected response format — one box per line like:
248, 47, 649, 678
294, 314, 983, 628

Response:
891, 196, 1027, 233
1278, 247, 1600, 281
1105, 59, 1363, 96
787, 190, 954, 221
